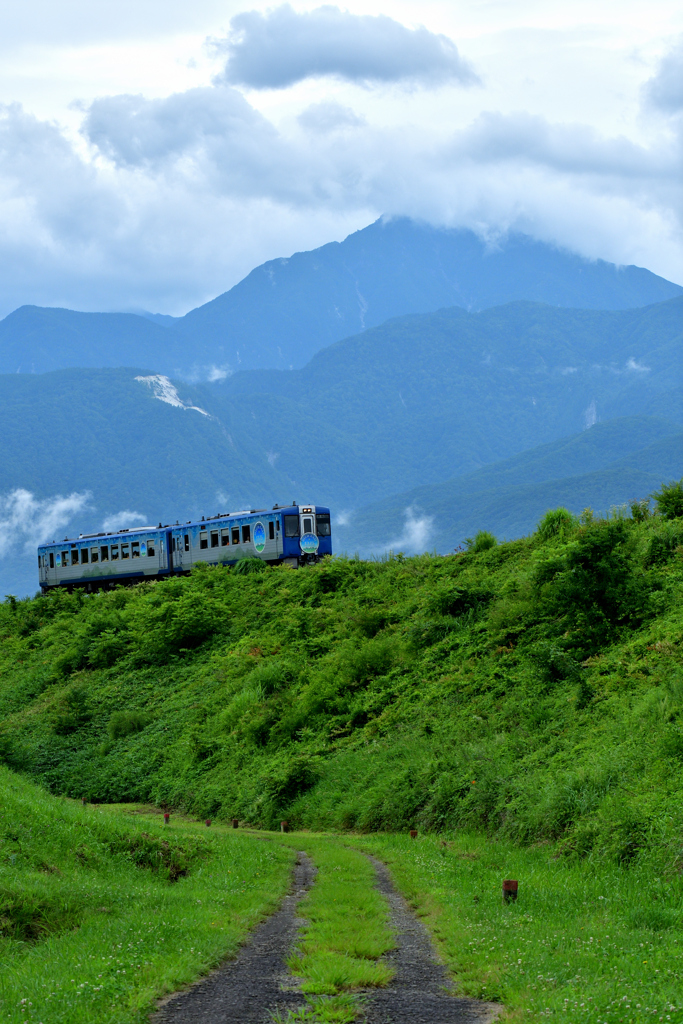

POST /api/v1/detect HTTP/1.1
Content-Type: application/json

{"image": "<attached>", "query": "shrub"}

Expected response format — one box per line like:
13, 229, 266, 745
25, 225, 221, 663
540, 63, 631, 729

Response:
652, 478, 683, 520
645, 522, 683, 566
537, 507, 577, 541
629, 498, 651, 523
465, 530, 497, 553
233, 555, 268, 575
107, 710, 151, 740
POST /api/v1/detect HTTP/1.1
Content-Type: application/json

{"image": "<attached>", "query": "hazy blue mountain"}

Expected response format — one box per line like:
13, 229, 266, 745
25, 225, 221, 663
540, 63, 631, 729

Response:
202, 297, 683, 505
1, 296, 681, 596
0, 218, 680, 377
332, 418, 683, 555
174, 218, 683, 371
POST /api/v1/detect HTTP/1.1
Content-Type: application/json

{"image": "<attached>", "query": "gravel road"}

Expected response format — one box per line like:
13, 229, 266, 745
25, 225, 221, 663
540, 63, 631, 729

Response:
150, 848, 501, 1024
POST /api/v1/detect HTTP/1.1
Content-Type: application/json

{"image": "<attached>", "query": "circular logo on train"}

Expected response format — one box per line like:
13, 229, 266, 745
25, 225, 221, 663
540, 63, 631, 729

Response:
300, 532, 319, 555
253, 521, 266, 553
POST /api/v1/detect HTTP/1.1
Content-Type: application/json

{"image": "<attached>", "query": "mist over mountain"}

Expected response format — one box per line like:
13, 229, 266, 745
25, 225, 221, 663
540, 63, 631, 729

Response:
0, 218, 680, 378
1, 294, 681, 597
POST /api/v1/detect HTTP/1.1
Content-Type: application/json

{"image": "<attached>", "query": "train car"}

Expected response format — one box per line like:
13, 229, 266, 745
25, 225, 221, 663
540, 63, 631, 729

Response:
37, 503, 332, 592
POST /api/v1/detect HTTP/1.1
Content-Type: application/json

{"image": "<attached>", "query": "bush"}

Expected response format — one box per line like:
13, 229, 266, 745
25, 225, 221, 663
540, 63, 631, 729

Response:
107, 710, 151, 740
538, 507, 577, 541
233, 555, 268, 575
465, 530, 497, 553
645, 522, 683, 566
652, 478, 683, 520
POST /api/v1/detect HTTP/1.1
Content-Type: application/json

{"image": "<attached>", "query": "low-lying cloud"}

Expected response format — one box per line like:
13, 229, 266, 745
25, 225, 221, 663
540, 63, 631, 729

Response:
101, 510, 147, 532
387, 507, 434, 554
218, 5, 479, 90
0, 488, 91, 558
644, 38, 683, 113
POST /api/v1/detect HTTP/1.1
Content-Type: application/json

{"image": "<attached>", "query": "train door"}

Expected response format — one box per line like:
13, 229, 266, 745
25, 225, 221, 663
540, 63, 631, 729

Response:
299, 507, 320, 557
173, 530, 191, 571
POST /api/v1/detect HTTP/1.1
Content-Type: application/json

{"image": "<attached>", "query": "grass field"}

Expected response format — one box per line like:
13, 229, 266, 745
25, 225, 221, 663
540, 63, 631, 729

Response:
0, 768, 293, 1024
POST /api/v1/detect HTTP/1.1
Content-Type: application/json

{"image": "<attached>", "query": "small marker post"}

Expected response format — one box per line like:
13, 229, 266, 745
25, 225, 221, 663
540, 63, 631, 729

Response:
410, 829, 418, 839
280, 820, 288, 833
232, 819, 239, 829
205, 819, 211, 827
163, 812, 170, 826
503, 879, 518, 903
81, 797, 87, 807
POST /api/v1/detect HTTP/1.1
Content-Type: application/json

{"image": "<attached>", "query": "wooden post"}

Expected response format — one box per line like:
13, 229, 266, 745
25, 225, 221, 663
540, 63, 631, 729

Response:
503, 879, 518, 902
410, 829, 418, 839
205, 819, 211, 827
232, 819, 239, 829
163, 812, 170, 825
280, 821, 288, 833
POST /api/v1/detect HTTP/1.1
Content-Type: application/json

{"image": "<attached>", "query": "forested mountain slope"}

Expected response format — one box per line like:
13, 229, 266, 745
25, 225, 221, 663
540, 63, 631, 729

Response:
1, 500, 682, 867
1, 218, 680, 376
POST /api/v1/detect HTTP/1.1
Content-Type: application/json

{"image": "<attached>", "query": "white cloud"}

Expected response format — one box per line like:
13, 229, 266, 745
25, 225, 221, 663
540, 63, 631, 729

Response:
101, 510, 147, 532
626, 357, 650, 372
297, 101, 366, 134
386, 506, 433, 554
217, 5, 479, 90
0, 488, 91, 557
643, 37, 683, 114
135, 374, 210, 414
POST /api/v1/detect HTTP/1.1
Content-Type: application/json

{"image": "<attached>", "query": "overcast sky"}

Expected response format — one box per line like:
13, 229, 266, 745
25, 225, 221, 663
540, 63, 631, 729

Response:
0, 0, 681, 317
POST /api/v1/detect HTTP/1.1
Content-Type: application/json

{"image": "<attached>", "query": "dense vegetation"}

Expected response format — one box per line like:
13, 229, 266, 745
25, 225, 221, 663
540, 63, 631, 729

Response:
1, 486, 682, 871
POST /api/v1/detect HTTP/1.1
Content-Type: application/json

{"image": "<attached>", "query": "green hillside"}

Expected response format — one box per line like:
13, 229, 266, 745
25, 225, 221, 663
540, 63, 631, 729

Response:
1, 494, 682, 869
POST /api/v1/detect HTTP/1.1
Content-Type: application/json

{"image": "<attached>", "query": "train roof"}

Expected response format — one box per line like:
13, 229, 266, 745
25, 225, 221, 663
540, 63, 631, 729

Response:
39, 504, 330, 548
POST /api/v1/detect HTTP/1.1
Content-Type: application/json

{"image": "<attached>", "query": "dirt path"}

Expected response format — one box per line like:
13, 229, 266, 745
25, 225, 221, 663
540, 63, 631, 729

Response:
150, 848, 500, 1024
151, 852, 316, 1024
362, 856, 501, 1024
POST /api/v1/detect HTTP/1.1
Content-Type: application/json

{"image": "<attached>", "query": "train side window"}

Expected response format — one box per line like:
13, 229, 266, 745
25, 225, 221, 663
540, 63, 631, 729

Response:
100, 546, 109, 561
276, 519, 280, 532
200, 531, 208, 549
49, 552, 54, 568
284, 515, 299, 537
184, 534, 189, 552
91, 547, 99, 562
62, 551, 69, 566
242, 524, 251, 543
221, 529, 229, 546
111, 544, 119, 560
269, 521, 275, 540
121, 543, 130, 559
71, 550, 79, 565
38, 554, 42, 567
316, 514, 331, 536
172, 537, 176, 552
81, 548, 89, 563
210, 530, 219, 548
147, 539, 155, 556
232, 527, 240, 544
131, 541, 140, 557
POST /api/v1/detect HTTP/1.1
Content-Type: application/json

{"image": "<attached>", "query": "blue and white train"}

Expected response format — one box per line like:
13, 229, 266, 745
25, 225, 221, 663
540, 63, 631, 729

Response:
37, 503, 332, 592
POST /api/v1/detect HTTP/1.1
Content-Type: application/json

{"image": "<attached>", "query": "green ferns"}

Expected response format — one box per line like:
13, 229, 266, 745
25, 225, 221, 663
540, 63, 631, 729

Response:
0, 501, 682, 867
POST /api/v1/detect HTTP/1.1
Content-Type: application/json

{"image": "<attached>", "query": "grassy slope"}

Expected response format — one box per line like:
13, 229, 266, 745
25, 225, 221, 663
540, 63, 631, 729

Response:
0, 768, 293, 1024
0, 507, 682, 870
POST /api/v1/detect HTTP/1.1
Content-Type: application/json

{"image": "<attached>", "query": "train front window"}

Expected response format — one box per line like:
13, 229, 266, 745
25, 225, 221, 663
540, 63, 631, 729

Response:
303, 517, 313, 534
284, 515, 299, 537
316, 514, 331, 536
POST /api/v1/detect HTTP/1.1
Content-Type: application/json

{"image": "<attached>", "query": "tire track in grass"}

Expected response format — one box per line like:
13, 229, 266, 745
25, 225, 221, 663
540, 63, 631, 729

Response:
364, 855, 502, 1024
151, 853, 316, 1024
